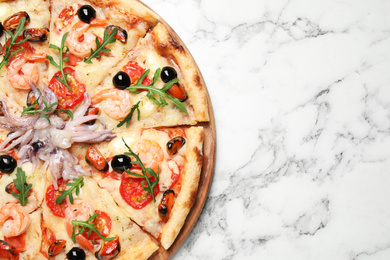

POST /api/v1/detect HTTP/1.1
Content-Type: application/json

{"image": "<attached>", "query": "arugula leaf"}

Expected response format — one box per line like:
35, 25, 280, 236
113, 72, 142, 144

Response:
46, 32, 71, 91
21, 88, 73, 123
56, 177, 84, 204
83, 27, 117, 64
12, 167, 32, 206
56, 108, 74, 119
122, 138, 159, 202
0, 17, 30, 71
117, 101, 141, 128
71, 213, 115, 242
127, 68, 188, 116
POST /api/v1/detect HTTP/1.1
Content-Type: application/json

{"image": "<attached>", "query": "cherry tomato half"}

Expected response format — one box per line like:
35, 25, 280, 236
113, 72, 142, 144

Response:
45, 179, 68, 217
48, 67, 86, 109
120, 175, 160, 209
123, 61, 152, 86
82, 210, 111, 240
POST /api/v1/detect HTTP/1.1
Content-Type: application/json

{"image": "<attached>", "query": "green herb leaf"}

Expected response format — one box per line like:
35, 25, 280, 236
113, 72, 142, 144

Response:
21, 88, 73, 122
122, 138, 159, 202
56, 177, 84, 204
116, 101, 141, 128
11, 167, 32, 206
0, 17, 29, 71
83, 27, 117, 64
71, 213, 116, 243
46, 32, 71, 91
127, 69, 188, 116
56, 108, 74, 119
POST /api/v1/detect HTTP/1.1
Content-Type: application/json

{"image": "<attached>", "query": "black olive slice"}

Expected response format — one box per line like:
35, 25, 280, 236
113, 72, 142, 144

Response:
161, 66, 177, 83
66, 247, 86, 260
77, 5, 96, 24
111, 154, 131, 172
113, 71, 131, 90
0, 155, 17, 174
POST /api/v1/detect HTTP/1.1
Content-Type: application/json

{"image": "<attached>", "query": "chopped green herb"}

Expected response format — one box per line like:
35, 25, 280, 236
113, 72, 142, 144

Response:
0, 17, 30, 71
117, 101, 141, 128
46, 32, 71, 91
56, 177, 84, 204
122, 138, 159, 202
84, 27, 117, 64
21, 88, 73, 123
71, 213, 115, 242
12, 167, 32, 206
127, 68, 188, 115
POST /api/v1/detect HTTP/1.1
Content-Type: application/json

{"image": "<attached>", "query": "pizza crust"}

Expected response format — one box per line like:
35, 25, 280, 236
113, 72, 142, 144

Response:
151, 23, 209, 122
160, 126, 204, 249
87, 0, 158, 23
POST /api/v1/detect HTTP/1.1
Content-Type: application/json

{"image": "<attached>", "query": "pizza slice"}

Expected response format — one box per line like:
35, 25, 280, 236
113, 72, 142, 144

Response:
41, 175, 158, 259
89, 22, 209, 129
72, 126, 203, 249
0, 0, 51, 109
0, 162, 47, 259
47, 0, 157, 111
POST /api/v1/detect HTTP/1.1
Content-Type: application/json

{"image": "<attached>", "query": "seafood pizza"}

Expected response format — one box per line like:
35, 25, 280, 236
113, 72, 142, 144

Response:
0, 0, 209, 259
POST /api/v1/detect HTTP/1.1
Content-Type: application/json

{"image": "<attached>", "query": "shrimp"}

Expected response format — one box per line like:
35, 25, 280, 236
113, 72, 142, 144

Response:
65, 200, 95, 251
132, 139, 164, 172
66, 19, 107, 58
91, 88, 132, 120
6, 53, 47, 90
0, 203, 31, 237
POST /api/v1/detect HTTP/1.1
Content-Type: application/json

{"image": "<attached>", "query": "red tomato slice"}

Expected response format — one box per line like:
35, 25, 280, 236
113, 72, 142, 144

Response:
48, 67, 86, 109
82, 210, 111, 240
123, 61, 152, 86
45, 179, 68, 217
120, 176, 160, 209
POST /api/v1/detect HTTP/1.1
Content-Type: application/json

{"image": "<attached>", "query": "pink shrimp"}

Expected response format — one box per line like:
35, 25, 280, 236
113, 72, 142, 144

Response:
6, 53, 47, 90
91, 88, 132, 120
0, 203, 30, 237
66, 19, 107, 58
64, 200, 95, 252
132, 139, 164, 172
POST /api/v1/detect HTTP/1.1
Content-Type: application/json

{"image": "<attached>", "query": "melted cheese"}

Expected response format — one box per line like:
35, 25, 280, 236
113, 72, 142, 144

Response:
0, 3, 12, 22
133, 92, 158, 119
75, 62, 105, 92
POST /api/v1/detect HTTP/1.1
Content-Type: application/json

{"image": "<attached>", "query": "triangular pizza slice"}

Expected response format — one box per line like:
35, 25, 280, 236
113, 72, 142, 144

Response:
41, 175, 158, 259
47, 0, 157, 110
71, 126, 204, 249
89, 22, 209, 130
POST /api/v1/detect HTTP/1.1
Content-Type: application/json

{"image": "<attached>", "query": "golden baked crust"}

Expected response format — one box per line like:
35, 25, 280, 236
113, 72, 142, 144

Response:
151, 23, 209, 122
93, 127, 204, 250
160, 127, 203, 249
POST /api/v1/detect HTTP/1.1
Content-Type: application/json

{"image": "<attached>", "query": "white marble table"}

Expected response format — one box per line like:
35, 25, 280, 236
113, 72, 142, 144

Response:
144, 0, 390, 259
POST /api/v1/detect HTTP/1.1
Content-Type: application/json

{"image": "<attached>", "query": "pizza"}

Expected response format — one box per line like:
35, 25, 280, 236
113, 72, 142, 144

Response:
0, 0, 209, 259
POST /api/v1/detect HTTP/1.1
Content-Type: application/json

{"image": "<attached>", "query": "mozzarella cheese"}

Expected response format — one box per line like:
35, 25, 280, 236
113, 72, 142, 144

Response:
75, 62, 106, 92
0, 3, 12, 22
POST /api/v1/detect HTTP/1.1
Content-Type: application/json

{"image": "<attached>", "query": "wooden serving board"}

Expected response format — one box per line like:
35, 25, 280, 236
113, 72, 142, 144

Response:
138, 2, 216, 260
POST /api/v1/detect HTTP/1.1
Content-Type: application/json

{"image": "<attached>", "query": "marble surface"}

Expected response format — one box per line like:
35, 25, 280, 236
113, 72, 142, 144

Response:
143, 0, 390, 259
